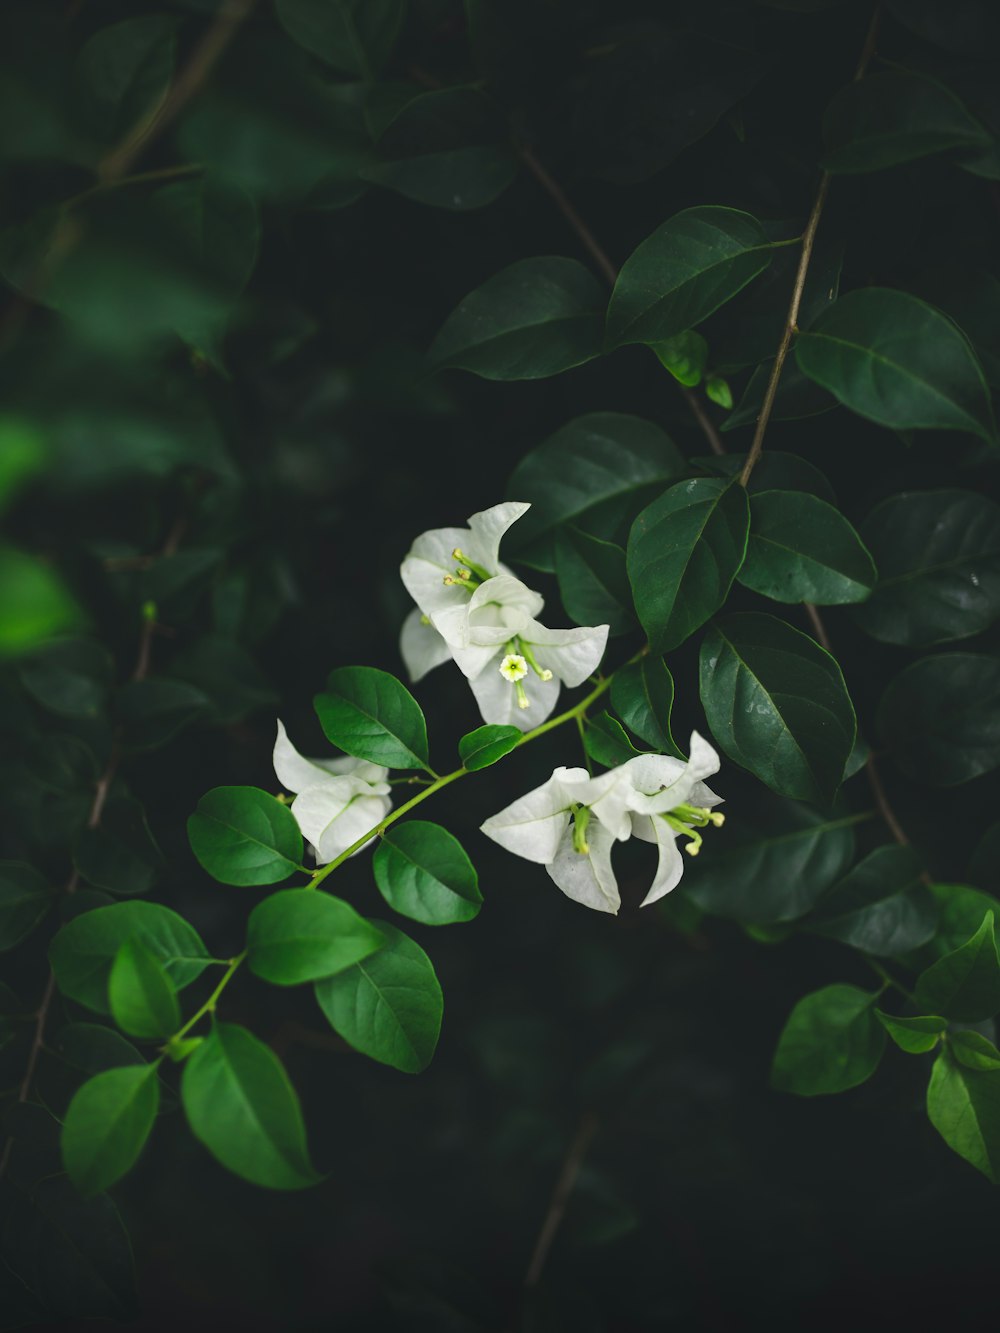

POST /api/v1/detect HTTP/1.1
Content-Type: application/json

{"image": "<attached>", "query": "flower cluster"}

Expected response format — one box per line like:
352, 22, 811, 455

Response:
481, 732, 723, 914
399, 501, 609, 731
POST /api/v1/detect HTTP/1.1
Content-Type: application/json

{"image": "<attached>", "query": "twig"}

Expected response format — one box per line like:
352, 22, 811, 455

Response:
524, 1111, 599, 1288
803, 602, 832, 651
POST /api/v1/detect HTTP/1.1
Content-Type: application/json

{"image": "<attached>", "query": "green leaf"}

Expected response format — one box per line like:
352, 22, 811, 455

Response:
610, 656, 678, 755
808, 845, 937, 956
505, 413, 684, 569
684, 804, 858, 923
0, 418, 46, 511
360, 88, 516, 210
772, 984, 885, 1096
606, 206, 774, 348
0, 861, 52, 951
374, 822, 482, 926
627, 477, 749, 654
315, 920, 442, 1073
108, 937, 181, 1039
823, 70, 989, 173
695, 450, 837, 503
584, 712, 643, 769
427, 257, 606, 380
275, 0, 406, 77
19, 636, 113, 719
738, 490, 876, 605
114, 677, 211, 749
182, 1023, 320, 1189
876, 1010, 947, 1054
62, 1064, 159, 1196
651, 330, 708, 386
952, 1030, 1000, 1071
458, 724, 521, 771
705, 375, 733, 409
188, 786, 304, 886
795, 288, 997, 443
314, 665, 430, 770
555, 528, 635, 636
700, 613, 857, 805
0, 547, 79, 656
247, 888, 385, 985
75, 15, 176, 143
915, 913, 1000, 1021
927, 1048, 1000, 1181
907, 884, 1000, 970
49, 901, 211, 1013
878, 653, 1000, 787
853, 489, 1000, 645
74, 798, 164, 897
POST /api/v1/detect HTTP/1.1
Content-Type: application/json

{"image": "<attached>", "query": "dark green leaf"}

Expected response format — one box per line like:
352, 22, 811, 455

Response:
555, 528, 635, 635
74, 798, 164, 897
876, 1010, 947, 1054
314, 665, 430, 770
700, 613, 856, 804
19, 636, 112, 719
879, 653, 1000, 786
108, 937, 181, 1039
809, 845, 937, 956
62, 1064, 159, 1196
694, 450, 837, 504
374, 822, 482, 926
739, 490, 876, 604
76, 15, 176, 144
584, 712, 643, 769
49, 900, 211, 1013
315, 920, 442, 1073
606, 207, 774, 348
458, 724, 520, 771
854, 490, 1000, 645
188, 786, 304, 886
275, 0, 406, 77
170, 637, 275, 724
182, 1023, 320, 1188
952, 1030, 1000, 1071
0, 861, 52, 951
506, 413, 684, 569
610, 656, 678, 755
906, 884, 1000, 970
246, 888, 385, 984
427, 257, 606, 380
795, 288, 997, 443
114, 677, 211, 749
724, 357, 837, 430
927, 1048, 1000, 1181
915, 912, 1000, 1021
771, 984, 885, 1095
627, 477, 749, 653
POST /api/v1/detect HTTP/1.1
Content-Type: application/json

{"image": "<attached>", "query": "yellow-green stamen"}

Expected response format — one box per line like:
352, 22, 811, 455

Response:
572, 804, 591, 855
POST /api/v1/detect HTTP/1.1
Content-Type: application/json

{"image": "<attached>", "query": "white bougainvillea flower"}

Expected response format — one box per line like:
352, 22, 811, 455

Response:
273, 720, 391, 865
479, 732, 724, 914
399, 502, 608, 731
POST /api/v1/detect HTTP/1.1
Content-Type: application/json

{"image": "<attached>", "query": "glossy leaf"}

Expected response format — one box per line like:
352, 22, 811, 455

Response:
854, 489, 1000, 645
700, 613, 856, 805
610, 656, 678, 755
771, 985, 885, 1096
458, 724, 521, 772
915, 912, 1000, 1022
182, 1023, 320, 1188
76, 15, 176, 144
555, 527, 635, 635
315, 665, 430, 770
188, 786, 304, 886
115, 678, 211, 749
627, 477, 750, 654
606, 207, 774, 348
275, 0, 406, 77
74, 798, 164, 897
808, 845, 937, 956
108, 937, 181, 1039
247, 889, 385, 985
427, 257, 606, 380
738, 490, 876, 605
795, 288, 997, 443
62, 1064, 159, 1196
876, 1011, 947, 1054
927, 1049, 1000, 1182
374, 822, 482, 926
879, 653, 1000, 786
952, 1030, 1000, 1072
0, 861, 52, 951
315, 920, 442, 1074
584, 712, 643, 769
695, 450, 837, 504
19, 636, 112, 719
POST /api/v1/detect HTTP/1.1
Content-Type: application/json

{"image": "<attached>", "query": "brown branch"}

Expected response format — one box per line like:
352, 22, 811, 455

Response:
524, 1111, 599, 1289
803, 602, 832, 652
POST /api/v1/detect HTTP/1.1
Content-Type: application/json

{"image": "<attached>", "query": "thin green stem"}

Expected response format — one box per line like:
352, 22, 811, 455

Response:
576, 714, 592, 775
169, 951, 247, 1044
866, 958, 917, 1005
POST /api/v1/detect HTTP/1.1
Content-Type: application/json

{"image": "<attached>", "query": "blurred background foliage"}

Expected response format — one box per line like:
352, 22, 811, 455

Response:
2, 0, 1000, 1328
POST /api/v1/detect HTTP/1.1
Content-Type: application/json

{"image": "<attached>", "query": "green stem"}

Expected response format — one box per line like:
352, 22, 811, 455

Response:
168, 951, 247, 1044
866, 958, 917, 1005
63, 163, 205, 212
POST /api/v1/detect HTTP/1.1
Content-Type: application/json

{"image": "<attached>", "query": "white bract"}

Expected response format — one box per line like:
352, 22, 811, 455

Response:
273, 720, 391, 864
480, 731, 723, 914
399, 501, 609, 731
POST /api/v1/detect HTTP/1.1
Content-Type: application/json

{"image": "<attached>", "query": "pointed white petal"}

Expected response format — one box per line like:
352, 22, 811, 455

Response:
547, 821, 620, 914
465, 501, 531, 574
618, 731, 723, 816
314, 792, 392, 863
480, 765, 589, 863
468, 659, 561, 730
274, 720, 341, 795
318, 756, 391, 792
451, 642, 508, 680
633, 813, 686, 907
524, 621, 609, 687
400, 607, 453, 683
289, 777, 362, 849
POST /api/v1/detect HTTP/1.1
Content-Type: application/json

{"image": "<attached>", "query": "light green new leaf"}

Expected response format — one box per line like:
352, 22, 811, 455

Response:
915, 912, 1000, 1022
627, 477, 749, 653
247, 889, 385, 985
182, 1023, 320, 1189
315, 920, 442, 1073
610, 656, 678, 755
927, 1049, 1000, 1182
795, 288, 997, 443
108, 937, 180, 1039
315, 665, 430, 770
458, 724, 520, 772
606, 206, 774, 348
772, 984, 885, 1096
0, 547, 79, 656
739, 490, 876, 604
62, 1064, 159, 1197
373, 822, 482, 926
875, 1011, 947, 1054
188, 786, 303, 886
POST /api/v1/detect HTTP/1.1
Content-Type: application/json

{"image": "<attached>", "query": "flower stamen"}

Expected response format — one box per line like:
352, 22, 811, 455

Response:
499, 653, 528, 682
572, 803, 591, 855
518, 638, 554, 682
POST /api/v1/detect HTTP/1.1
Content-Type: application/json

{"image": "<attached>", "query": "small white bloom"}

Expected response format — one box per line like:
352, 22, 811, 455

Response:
400, 502, 609, 732
273, 720, 391, 865
479, 732, 724, 913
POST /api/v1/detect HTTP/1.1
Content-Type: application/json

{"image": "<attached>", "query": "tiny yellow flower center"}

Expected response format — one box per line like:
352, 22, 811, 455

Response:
499, 653, 528, 682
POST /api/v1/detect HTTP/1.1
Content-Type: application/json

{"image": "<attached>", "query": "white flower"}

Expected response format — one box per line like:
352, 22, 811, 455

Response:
399, 502, 609, 732
273, 720, 392, 864
479, 732, 723, 914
